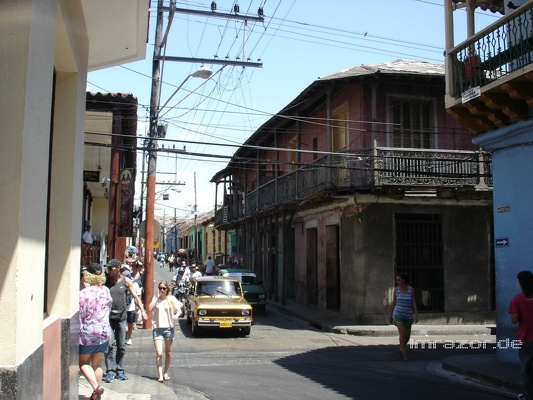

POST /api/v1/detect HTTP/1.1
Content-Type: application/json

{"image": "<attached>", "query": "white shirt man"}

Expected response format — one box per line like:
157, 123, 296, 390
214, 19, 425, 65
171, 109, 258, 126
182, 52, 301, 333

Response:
82, 225, 93, 244
205, 256, 215, 275
192, 266, 202, 279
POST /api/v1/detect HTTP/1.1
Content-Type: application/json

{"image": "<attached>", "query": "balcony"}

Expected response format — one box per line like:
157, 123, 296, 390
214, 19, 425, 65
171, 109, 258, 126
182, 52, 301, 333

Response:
211, 148, 491, 223
445, 2, 533, 135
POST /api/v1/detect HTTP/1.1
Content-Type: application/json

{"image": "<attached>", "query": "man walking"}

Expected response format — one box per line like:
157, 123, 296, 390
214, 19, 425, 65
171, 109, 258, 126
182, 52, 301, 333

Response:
103, 259, 147, 383
205, 256, 215, 276
510, 270, 533, 400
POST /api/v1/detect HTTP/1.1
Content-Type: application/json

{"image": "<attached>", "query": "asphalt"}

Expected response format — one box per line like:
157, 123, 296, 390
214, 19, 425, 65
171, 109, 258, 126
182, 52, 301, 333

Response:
79, 299, 524, 399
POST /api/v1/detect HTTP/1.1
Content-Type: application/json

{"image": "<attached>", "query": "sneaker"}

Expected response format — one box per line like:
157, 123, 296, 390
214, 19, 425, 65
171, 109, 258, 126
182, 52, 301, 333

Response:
126, 338, 132, 345
117, 370, 128, 381
103, 372, 114, 383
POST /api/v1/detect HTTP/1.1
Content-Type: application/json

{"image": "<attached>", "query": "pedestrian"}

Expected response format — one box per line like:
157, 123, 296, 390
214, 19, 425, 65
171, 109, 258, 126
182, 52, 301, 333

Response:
388, 273, 418, 361
120, 265, 141, 346
191, 264, 202, 278
82, 224, 93, 245
103, 258, 148, 383
149, 280, 183, 382
205, 256, 215, 276
509, 270, 533, 400
168, 253, 175, 273
79, 263, 112, 400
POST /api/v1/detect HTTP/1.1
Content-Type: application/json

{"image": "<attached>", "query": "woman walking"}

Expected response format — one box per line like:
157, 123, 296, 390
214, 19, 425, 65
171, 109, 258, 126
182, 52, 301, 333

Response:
79, 263, 112, 400
149, 280, 183, 382
389, 273, 418, 361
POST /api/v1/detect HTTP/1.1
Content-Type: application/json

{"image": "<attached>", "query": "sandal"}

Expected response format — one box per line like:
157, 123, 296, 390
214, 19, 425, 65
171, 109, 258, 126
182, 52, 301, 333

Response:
90, 386, 104, 400
158, 376, 164, 383
163, 373, 170, 381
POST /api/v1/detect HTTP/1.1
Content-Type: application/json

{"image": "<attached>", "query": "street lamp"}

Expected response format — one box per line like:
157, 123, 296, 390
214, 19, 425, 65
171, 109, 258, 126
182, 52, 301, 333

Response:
158, 67, 212, 115
144, 4, 213, 328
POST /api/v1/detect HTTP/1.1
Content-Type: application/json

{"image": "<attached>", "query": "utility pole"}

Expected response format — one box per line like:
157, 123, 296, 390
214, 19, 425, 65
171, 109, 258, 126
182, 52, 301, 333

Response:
143, 0, 264, 329
193, 171, 198, 262
144, 0, 165, 328
174, 207, 177, 252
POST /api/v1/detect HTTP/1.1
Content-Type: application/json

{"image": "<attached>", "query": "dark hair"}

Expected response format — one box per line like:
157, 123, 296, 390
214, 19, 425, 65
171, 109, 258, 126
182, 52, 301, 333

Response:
518, 271, 533, 296
397, 273, 410, 283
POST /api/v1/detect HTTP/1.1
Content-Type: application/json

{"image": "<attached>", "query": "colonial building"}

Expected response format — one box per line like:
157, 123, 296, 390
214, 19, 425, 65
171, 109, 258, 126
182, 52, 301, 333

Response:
212, 59, 494, 324
443, 0, 533, 362
0, 1, 148, 398
83, 92, 138, 265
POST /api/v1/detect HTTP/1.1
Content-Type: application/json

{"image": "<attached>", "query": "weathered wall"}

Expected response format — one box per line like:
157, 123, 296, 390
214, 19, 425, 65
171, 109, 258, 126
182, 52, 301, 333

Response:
338, 202, 494, 324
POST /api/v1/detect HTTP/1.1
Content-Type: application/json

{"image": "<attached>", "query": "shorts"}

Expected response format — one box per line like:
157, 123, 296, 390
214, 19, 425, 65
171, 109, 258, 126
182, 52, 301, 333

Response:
393, 315, 414, 327
79, 342, 109, 355
153, 327, 175, 341
126, 310, 136, 324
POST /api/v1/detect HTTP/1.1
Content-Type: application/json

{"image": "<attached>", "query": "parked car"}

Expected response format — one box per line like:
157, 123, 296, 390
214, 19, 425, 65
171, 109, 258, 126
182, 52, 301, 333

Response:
218, 268, 266, 315
185, 276, 253, 337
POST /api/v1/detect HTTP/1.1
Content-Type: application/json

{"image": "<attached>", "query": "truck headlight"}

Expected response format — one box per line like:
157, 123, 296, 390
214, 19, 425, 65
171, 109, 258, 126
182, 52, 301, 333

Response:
198, 309, 207, 316
258, 294, 266, 300
241, 309, 251, 316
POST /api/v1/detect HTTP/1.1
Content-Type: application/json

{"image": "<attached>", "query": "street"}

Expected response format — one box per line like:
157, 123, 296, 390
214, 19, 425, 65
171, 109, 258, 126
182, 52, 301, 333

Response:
120, 262, 515, 400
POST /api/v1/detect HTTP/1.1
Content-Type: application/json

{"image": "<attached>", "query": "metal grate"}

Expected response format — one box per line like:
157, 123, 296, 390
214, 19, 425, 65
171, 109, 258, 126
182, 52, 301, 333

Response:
395, 213, 444, 312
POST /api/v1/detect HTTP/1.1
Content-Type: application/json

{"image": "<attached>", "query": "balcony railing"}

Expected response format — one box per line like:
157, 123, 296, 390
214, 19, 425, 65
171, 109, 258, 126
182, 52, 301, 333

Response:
234, 147, 491, 218
448, 2, 533, 98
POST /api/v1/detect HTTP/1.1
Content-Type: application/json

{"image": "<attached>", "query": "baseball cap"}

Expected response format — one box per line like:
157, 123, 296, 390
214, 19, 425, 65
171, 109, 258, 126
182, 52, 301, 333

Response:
105, 259, 122, 269
85, 262, 102, 275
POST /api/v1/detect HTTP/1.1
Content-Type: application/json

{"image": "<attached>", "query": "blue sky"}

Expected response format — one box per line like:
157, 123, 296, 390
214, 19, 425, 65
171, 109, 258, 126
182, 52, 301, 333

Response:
87, 0, 499, 217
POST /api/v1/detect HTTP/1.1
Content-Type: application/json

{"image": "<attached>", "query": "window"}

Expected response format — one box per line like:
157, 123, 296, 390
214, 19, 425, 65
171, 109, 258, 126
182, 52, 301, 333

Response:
331, 106, 348, 151
331, 106, 348, 185
288, 137, 298, 171
391, 98, 434, 149
395, 213, 443, 312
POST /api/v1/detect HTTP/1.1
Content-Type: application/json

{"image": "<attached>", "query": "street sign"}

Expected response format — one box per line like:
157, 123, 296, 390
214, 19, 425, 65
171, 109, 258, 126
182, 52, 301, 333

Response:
495, 237, 509, 247
138, 220, 162, 239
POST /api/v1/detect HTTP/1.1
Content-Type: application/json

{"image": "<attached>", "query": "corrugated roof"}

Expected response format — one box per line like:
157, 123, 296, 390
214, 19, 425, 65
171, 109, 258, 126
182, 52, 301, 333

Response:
317, 59, 444, 81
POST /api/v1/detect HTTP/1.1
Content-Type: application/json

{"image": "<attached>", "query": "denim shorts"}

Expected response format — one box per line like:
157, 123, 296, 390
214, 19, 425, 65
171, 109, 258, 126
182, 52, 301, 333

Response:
126, 310, 136, 324
79, 342, 109, 355
153, 327, 175, 341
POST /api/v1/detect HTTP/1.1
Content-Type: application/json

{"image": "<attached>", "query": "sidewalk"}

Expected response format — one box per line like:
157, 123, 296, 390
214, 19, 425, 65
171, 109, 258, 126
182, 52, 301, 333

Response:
81, 299, 523, 398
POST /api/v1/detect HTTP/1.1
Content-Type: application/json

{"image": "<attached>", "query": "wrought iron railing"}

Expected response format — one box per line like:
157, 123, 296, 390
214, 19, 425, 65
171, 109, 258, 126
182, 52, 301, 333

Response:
449, 3, 533, 98
373, 148, 485, 187
225, 147, 492, 220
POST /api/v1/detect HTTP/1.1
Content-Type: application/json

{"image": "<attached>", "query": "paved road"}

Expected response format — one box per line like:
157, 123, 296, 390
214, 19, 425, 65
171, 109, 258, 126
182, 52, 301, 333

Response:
119, 263, 515, 400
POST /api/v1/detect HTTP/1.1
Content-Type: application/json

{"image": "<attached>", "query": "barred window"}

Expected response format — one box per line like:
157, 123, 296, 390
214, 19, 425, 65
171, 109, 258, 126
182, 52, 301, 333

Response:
395, 213, 444, 312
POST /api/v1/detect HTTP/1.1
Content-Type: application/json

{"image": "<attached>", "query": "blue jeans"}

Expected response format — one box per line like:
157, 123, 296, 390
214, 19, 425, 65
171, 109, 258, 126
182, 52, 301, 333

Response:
520, 342, 533, 399
105, 318, 127, 374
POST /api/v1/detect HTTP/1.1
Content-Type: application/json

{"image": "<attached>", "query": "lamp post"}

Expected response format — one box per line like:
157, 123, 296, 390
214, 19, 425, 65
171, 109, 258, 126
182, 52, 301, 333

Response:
144, 0, 213, 328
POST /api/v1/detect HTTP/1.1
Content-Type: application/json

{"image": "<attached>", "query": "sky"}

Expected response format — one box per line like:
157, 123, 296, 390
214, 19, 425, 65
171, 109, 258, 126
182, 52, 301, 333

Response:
87, 0, 500, 219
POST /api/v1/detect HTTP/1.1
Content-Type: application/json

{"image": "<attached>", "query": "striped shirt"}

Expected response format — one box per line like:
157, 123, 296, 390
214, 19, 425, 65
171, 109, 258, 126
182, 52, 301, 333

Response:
393, 286, 414, 319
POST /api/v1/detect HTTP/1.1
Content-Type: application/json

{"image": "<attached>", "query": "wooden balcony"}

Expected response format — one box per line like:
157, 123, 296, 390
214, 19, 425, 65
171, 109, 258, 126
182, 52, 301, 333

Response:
214, 147, 492, 225
445, 2, 533, 135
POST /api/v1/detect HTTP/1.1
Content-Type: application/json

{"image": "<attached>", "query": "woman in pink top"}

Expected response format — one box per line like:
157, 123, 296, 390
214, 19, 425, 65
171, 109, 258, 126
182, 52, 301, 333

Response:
149, 280, 183, 382
79, 263, 112, 400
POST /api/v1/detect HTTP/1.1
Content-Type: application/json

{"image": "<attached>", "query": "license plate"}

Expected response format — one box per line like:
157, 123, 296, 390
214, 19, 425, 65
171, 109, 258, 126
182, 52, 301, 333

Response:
220, 321, 232, 328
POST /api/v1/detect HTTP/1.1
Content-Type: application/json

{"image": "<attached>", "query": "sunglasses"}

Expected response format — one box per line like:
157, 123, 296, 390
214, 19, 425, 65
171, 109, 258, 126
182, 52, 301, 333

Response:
158, 287, 167, 291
